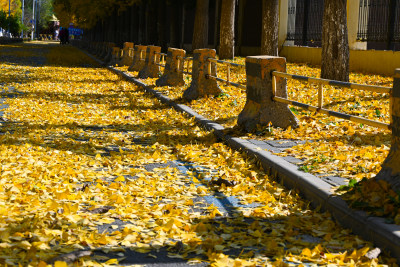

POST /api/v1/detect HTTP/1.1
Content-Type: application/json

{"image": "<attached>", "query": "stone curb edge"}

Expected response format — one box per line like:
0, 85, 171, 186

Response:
82, 49, 400, 261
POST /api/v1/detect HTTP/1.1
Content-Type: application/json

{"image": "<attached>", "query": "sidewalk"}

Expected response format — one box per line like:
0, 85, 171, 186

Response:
0, 42, 398, 265
81, 46, 400, 262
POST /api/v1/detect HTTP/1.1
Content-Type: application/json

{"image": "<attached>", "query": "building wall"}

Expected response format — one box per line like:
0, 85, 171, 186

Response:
280, 45, 400, 76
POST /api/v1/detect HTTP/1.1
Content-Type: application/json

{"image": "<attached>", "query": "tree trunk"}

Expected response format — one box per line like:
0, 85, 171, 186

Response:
169, 3, 179, 48
138, 3, 145, 43
261, 0, 279, 56
157, 0, 166, 50
192, 0, 209, 50
147, 0, 158, 44
321, 0, 349, 82
219, 0, 235, 59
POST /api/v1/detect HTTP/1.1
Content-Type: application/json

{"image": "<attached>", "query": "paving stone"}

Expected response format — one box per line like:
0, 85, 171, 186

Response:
296, 234, 322, 244
144, 161, 179, 172
247, 139, 283, 153
320, 176, 348, 186
266, 140, 298, 148
283, 156, 304, 164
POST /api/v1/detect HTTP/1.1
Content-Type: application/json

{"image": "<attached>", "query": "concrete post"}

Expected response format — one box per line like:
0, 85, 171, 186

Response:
156, 48, 186, 87
237, 56, 299, 132
110, 47, 121, 66
138, 45, 162, 79
118, 42, 134, 66
100, 43, 109, 58
103, 43, 115, 64
96, 42, 104, 56
375, 69, 400, 191
183, 49, 222, 101
128, 45, 147, 72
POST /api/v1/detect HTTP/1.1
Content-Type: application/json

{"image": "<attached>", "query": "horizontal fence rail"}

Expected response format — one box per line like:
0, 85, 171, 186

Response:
206, 58, 246, 90
176, 56, 193, 75
155, 52, 167, 67
139, 50, 146, 61
271, 71, 392, 130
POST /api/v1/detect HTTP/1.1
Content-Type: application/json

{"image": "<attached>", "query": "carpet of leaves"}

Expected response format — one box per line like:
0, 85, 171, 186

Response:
0, 42, 396, 266
121, 57, 392, 182
119, 55, 398, 228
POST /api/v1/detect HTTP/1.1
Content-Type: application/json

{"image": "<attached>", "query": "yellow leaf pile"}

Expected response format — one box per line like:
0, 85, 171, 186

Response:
0, 42, 396, 265
124, 57, 392, 183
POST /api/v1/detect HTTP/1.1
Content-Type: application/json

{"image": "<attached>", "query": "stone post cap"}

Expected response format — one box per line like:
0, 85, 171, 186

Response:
147, 45, 161, 50
246, 55, 286, 63
245, 56, 286, 79
168, 47, 185, 52
193, 48, 216, 56
123, 42, 134, 49
395, 68, 400, 77
135, 45, 147, 50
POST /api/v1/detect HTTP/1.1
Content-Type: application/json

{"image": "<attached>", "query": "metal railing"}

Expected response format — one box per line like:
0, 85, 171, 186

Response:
271, 71, 392, 130
357, 0, 400, 45
206, 58, 246, 89
286, 0, 324, 46
155, 52, 167, 67
176, 56, 193, 75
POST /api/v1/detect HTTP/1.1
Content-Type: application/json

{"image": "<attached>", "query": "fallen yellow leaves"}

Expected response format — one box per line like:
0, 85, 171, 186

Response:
0, 43, 397, 266
131, 55, 392, 183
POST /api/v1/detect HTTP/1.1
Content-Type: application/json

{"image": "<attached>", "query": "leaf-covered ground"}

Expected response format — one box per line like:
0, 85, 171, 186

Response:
118, 54, 398, 224
0, 42, 397, 266
119, 56, 392, 183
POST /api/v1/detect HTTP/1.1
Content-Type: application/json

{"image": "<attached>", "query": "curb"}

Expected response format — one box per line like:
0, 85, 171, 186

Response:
82, 48, 400, 261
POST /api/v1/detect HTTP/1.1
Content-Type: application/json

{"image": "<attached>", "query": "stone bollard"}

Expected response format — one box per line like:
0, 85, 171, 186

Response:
156, 48, 186, 87
90, 42, 97, 54
98, 43, 107, 57
237, 56, 299, 132
118, 42, 134, 66
103, 43, 115, 64
110, 47, 121, 66
375, 68, 400, 191
138, 46, 161, 79
128, 45, 147, 72
183, 49, 222, 101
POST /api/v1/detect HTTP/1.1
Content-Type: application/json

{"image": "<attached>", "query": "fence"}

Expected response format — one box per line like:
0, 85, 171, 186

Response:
77, 40, 395, 134
357, 0, 400, 47
271, 71, 392, 130
206, 58, 246, 90
286, 0, 324, 47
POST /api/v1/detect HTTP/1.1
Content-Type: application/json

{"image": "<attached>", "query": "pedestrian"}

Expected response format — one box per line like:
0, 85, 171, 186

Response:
59, 27, 66, 44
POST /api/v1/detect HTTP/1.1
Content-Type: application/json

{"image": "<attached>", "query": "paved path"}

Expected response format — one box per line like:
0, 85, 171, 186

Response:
0, 42, 396, 265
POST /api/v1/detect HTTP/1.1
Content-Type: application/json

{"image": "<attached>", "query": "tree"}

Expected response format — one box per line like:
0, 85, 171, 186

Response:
218, 0, 235, 59
192, 0, 209, 50
321, 0, 349, 82
260, 0, 279, 56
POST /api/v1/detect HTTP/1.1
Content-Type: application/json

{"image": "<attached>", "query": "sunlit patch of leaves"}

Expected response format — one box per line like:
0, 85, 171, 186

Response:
0, 43, 396, 265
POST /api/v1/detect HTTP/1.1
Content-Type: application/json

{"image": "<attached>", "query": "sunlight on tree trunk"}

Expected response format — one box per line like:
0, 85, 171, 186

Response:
219, 0, 235, 59
321, 0, 349, 82
192, 0, 209, 50
261, 0, 279, 56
